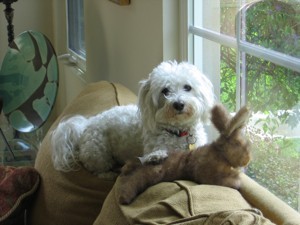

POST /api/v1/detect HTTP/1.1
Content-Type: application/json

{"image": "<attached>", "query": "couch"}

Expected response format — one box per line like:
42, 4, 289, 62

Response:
27, 81, 300, 225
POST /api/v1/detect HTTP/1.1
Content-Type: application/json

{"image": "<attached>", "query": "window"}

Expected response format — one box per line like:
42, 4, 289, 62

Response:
66, 0, 86, 71
183, 0, 300, 211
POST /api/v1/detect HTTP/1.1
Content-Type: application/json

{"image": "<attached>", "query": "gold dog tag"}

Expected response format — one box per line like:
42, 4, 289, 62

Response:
189, 144, 196, 151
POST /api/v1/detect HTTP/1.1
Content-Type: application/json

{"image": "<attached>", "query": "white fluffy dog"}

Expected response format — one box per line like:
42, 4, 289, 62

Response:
51, 61, 215, 178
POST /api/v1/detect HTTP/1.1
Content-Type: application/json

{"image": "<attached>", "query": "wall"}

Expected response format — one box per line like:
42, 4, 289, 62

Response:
53, 0, 180, 114
84, 0, 180, 93
85, 0, 164, 86
0, 0, 54, 63
0, 0, 180, 118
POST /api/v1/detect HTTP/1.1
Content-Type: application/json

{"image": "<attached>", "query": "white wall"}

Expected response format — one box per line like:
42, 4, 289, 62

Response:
83, 0, 179, 93
85, 0, 164, 87
0, 0, 54, 63
1, 0, 180, 118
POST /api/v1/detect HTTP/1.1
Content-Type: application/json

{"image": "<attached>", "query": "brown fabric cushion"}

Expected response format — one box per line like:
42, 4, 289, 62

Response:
29, 81, 137, 225
95, 179, 276, 225
0, 166, 40, 225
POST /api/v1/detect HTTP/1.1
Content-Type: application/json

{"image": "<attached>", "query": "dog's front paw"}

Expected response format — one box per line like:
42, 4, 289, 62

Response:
144, 155, 167, 165
139, 150, 168, 165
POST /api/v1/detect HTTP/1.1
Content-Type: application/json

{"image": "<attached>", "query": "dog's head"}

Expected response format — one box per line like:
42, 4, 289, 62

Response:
138, 61, 215, 131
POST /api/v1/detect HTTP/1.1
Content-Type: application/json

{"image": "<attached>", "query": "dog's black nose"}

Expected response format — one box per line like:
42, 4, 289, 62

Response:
173, 101, 185, 111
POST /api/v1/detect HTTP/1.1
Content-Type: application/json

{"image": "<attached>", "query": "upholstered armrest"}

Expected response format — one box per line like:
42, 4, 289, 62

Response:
94, 175, 300, 225
240, 173, 300, 225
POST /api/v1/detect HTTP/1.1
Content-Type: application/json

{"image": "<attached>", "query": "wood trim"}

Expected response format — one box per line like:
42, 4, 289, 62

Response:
108, 0, 130, 5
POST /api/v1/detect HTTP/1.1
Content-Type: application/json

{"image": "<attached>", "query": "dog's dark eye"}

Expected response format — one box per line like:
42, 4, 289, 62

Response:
184, 85, 192, 92
162, 88, 170, 96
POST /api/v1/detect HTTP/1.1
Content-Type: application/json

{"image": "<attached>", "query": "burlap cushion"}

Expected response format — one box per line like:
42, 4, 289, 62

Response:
95, 179, 276, 225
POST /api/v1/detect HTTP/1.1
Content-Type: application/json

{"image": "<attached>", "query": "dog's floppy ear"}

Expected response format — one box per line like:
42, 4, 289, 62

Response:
138, 78, 157, 132
138, 79, 150, 108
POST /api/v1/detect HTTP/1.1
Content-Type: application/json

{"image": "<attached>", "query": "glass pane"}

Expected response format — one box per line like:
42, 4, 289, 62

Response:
194, 36, 300, 213
240, 0, 300, 59
194, 0, 257, 37
221, 50, 300, 211
194, 36, 221, 100
67, 0, 86, 58
245, 55, 300, 210
194, 36, 238, 112
195, 0, 300, 48
220, 46, 237, 111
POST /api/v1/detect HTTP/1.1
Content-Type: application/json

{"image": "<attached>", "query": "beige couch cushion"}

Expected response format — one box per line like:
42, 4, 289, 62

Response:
94, 170, 300, 225
29, 81, 137, 225
95, 179, 275, 225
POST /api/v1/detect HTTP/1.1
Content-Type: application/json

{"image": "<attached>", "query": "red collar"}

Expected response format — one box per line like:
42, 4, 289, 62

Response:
165, 129, 189, 137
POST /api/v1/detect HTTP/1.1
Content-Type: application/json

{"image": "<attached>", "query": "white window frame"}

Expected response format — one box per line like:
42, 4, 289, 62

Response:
65, 0, 86, 72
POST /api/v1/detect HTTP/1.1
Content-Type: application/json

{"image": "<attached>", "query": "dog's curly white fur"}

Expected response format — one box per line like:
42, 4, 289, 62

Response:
51, 61, 215, 178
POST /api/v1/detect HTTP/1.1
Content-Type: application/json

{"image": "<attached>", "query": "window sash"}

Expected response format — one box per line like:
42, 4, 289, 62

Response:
67, 0, 86, 60
187, 0, 300, 109
189, 17, 300, 74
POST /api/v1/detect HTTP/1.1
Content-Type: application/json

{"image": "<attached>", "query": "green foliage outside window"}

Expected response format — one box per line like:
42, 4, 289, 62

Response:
221, 0, 300, 114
